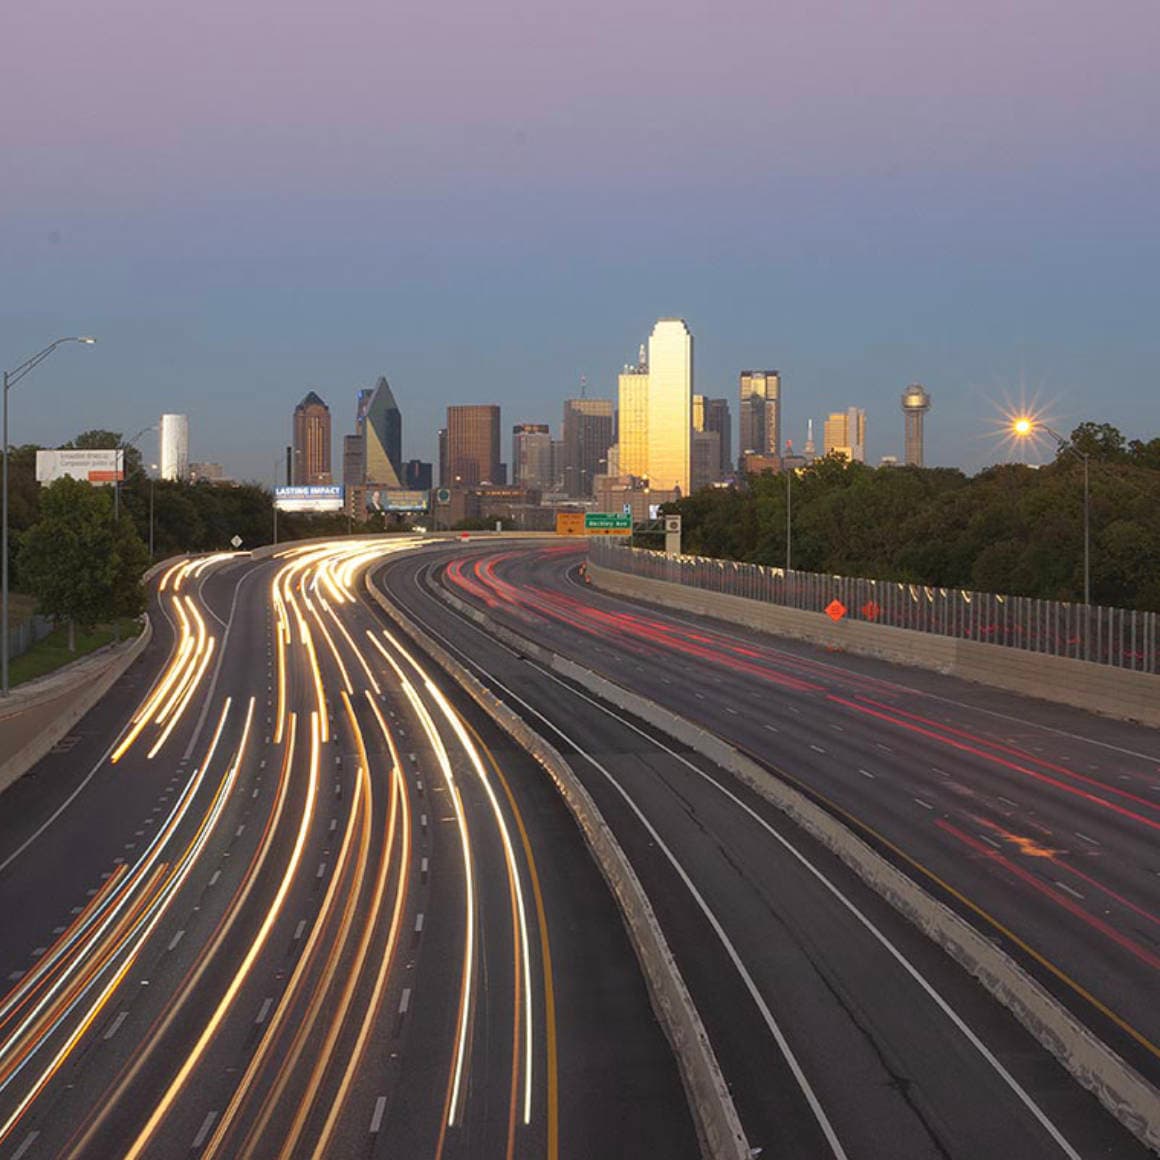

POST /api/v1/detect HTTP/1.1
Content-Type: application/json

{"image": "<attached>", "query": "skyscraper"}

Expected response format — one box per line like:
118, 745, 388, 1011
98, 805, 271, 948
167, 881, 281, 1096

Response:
647, 319, 693, 495
739, 371, 780, 458
617, 345, 650, 479
446, 405, 501, 485
292, 392, 331, 485
561, 398, 614, 497
901, 384, 932, 466
823, 407, 867, 463
159, 413, 189, 482
704, 398, 732, 474
437, 428, 448, 487
342, 433, 365, 489
512, 423, 553, 489
363, 377, 402, 487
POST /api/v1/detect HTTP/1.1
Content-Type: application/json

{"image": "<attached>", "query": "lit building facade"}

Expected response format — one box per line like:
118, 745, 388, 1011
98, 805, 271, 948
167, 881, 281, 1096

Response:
159, 413, 189, 482
901, 384, 932, 466
738, 371, 779, 458
617, 344, 650, 479
512, 423, 553, 489
647, 318, 693, 495
446, 405, 502, 486
292, 392, 332, 485
823, 407, 867, 463
364, 377, 402, 487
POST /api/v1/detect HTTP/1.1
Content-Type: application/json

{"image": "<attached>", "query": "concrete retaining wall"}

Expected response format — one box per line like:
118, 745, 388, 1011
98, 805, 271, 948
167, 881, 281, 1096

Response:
364, 568, 749, 1160
0, 617, 153, 797
432, 569, 1160, 1153
589, 562, 1160, 729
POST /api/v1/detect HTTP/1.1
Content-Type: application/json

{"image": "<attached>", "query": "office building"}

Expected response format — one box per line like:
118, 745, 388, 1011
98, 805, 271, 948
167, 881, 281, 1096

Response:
691, 429, 723, 492
703, 397, 731, 473
437, 428, 449, 487
404, 460, 433, 491
446, 405, 502, 486
292, 392, 332, 485
342, 434, 365, 489
739, 371, 780, 459
512, 423, 553, 489
159, 413, 189, 482
647, 318, 693, 495
363, 377, 402, 487
561, 398, 614, 497
803, 418, 817, 459
823, 407, 867, 463
618, 345, 650, 479
901, 384, 932, 466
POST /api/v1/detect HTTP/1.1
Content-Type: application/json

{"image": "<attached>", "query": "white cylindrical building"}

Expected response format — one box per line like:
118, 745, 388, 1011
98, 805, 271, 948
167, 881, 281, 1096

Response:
159, 413, 189, 481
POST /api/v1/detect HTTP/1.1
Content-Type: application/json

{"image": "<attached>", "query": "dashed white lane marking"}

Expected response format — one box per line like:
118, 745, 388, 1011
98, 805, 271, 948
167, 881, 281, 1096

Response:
998, 796, 1019, 808
192, 1111, 218, 1149
235, 824, 246, 838
764, 724, 779, 733
209, 870, 221, 886
255, 997, 273, 1024
316, 862, 327, 879
398, 988, 412, 1015
329, 818, 337, 831
103, 1010, 129, 1040
810, 744, 826, 754
1055, 881, 1085, 900
857, 769, 876, 779
1075, 832, 1101, 847
413, 913, 424, 934
370, 1095, 387, 1134
913, 798, 934, 810
420, 857, 429, 880
875, 742, 893, 753
978, 834, 1003, 849
11, 1131, 39, 1159
725, 706, 739, 715
694, 692, 705, 699
167, 929, 185, 951
931, 768, 949, 778
294, 920, 307, 940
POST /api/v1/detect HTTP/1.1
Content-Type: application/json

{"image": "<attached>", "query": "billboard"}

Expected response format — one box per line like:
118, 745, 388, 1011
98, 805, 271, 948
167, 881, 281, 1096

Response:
36, 449, 124, 486
367, 488, 429, 513
274, 485, 344, 512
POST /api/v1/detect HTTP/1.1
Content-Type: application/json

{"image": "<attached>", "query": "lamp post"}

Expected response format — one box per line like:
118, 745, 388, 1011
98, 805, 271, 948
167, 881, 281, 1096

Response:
2, 337, 97, 695
115, 423, 157, 523
784, 440, 793, 572
149, 463, 158, 557
1013, 417, 1090, 606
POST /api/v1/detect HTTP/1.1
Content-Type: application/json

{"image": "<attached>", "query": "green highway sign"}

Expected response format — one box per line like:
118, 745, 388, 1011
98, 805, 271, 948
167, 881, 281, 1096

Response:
584, 512, 632, 530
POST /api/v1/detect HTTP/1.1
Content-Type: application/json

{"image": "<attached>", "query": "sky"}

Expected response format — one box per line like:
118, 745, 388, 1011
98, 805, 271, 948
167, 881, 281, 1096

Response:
2, 0, 1158, 481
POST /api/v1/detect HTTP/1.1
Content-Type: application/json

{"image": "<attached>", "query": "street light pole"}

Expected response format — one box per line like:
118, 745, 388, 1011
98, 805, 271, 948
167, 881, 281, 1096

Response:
785, 462, 792, 572
2, 337, 96, 696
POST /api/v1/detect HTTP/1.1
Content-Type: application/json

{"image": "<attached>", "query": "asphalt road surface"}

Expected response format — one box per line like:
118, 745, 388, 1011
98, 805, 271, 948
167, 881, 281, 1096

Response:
0, 541, 695, 1160
372, 538, 1157, 1160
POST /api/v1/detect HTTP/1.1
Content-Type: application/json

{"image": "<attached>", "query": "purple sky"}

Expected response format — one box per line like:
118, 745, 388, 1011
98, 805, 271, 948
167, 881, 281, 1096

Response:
3, 0, 1158, 477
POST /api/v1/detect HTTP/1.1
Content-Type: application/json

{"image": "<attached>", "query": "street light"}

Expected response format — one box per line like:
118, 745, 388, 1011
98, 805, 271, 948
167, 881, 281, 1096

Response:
2, 337, 97, 695
149, 463, 158, 557
115, 423, 157, 522
1012, 417, 1090, 606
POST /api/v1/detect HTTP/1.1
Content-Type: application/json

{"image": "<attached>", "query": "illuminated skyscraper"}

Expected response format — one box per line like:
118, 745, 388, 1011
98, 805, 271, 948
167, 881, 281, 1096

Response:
901, 384, 932, 466
512, 423, 552, 488
446, 405, 501, 485
363, 377, 402, 487
617, 344, 650, 479
823, 407, 867, 463
647, 319, 693, 495
739, 371, 780, 457
292, 392, 331, 485
159, 414, 189, 481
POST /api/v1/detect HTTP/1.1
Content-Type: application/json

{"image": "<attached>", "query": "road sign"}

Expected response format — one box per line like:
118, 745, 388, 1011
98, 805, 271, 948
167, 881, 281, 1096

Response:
664, 516, 682, 534
230, 534, 243, 549
585, 512, 632, 531
861, 600, 881, 621
825, 599, 847, 622
436, 488, 451, 505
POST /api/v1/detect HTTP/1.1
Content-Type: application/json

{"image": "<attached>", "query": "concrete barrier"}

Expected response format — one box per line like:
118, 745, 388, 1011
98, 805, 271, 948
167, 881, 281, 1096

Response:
429, 569, 1160, 1153
0, 617, 153, 797
364, 567, 749, 1160
588, 563, 1160, 729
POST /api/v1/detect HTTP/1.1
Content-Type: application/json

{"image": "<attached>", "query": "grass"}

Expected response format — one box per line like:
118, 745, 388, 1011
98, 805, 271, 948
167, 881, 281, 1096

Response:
8, 617, 144, 688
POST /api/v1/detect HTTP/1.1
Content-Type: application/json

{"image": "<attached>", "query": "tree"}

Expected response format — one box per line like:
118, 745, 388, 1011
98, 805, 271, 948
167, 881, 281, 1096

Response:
17, 477, 149, 649
1066, 422, 1126, 463
64, 428, 143, 476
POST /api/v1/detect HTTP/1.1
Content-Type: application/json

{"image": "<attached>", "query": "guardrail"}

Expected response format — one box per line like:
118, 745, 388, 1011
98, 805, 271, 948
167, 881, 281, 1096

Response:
589, 539, 1159, 675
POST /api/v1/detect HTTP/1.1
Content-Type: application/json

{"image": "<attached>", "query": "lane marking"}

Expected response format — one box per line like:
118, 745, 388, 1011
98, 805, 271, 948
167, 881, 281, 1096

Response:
370, 1096, 387, 1134
192, 1111, 218, 1149
167, 929, 185, 952
103, 1011, 129, 1040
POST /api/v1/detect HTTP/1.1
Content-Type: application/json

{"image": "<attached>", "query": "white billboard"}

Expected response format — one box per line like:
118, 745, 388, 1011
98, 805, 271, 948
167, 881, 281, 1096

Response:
36, 449, 124, 486
367, 488, 429, 513
274, 485, 344, 512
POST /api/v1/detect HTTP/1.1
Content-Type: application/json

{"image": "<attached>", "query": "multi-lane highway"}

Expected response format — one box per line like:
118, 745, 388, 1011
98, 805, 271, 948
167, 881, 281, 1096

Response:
374, 538, 1159, 1159
0, 541, 696, 1159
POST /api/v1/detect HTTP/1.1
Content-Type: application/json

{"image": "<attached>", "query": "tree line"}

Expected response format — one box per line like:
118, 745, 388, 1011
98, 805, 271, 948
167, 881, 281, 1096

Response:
667, 423, 1160, 612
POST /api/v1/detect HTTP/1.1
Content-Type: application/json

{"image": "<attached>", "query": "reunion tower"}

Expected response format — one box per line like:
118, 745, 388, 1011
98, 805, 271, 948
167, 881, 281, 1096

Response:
901, 384, 931, 466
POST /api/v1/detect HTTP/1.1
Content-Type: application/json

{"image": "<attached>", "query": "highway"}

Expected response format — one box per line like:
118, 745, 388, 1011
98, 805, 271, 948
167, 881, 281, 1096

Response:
0, 542, 696, 1159
374, 539, 1158, 1159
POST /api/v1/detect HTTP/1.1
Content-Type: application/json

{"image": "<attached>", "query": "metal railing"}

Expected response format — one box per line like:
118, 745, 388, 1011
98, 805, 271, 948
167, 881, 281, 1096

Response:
3, 613, 54, 663
588, 539, 1159, 675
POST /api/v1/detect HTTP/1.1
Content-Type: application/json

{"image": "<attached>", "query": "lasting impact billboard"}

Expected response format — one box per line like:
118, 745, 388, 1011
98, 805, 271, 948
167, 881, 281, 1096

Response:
35, 449, 124, 486
273, 485, 345, 513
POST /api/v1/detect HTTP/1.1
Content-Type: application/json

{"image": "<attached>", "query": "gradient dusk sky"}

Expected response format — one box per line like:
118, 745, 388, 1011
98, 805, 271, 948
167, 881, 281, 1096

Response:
3, 0, 1157, 479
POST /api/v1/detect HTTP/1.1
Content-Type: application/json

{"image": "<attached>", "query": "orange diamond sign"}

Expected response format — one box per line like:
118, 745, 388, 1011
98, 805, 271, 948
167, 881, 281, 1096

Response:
861, 600, 881, 621
825, 599, 847, 622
